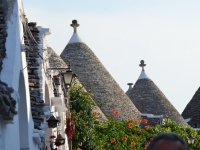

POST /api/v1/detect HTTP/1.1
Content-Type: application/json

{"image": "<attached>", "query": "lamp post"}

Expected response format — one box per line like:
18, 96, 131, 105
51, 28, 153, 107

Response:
56, 133, 65, 145
46, 115, 59, 128
61, 66, 76, 150
49, 66, 76, 150
61, 66, 76, 88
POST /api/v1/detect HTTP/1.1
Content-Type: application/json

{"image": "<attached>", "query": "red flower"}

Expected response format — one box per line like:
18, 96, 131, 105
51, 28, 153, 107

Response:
115, 111, 120, 116
110, 138, 116, 143
130, 142, 136, 146
137, 118, 142, 123
94, 115, 99, 119
65, 118, 75, 142
127, 123, 133, 129
50, 135, 56, 139
122, 137, 127, 141
144, 125, 150, 129
92, 111, 97, 115
129, 119, 134, 123
111, 110, 116, 114
143, 119, 148, 124
111, 110, 120, 116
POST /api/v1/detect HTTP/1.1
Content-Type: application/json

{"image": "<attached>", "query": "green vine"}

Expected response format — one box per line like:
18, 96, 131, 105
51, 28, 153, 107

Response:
69, 83, 200, 150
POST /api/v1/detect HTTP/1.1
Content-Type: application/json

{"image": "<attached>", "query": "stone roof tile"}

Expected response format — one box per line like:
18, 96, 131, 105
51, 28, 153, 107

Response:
47, 47, 67, 68
182, 87, 200, 127
126, 60, 186, 125
60, 22, 141, 120
47, 47, 107, 121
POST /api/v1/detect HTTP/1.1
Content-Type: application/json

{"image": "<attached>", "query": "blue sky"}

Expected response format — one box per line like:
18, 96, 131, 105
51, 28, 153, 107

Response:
23, 0, 200, 114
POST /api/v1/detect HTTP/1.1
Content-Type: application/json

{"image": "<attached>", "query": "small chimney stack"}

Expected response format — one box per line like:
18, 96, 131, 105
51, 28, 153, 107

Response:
127, 83, 133, 90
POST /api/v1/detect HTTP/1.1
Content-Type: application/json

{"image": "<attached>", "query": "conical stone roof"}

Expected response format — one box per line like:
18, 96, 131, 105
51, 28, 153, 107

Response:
47, 47, 67, 68
60, 20, 141, 120
126, 60, 186, 125
182, 87, 200, 127
47, 47, 107, 121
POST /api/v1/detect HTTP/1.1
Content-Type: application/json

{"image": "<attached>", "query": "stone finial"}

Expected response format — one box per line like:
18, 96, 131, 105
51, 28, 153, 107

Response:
70, 20, 79, 33
127, 83, 133, 90
139, 60, 146, 71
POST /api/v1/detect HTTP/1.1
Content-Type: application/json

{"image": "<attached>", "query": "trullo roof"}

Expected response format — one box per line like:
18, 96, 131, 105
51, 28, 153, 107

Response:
60, 20, 141, 120
182, 87, 200, 127
126, 60, 186, 125
47, 47, 107, 121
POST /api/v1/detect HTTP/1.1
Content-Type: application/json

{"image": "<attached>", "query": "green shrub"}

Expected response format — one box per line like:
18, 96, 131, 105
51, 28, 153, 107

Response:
68, 84, 200, 150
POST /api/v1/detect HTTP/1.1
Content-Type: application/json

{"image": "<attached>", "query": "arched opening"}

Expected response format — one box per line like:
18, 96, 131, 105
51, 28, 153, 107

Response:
18, 71, 29, 149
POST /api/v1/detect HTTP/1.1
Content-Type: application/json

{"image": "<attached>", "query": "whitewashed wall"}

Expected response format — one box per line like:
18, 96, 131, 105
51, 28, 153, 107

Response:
0, 0, 37, 149
39, 28, 69, 150
0, 0, 69, 149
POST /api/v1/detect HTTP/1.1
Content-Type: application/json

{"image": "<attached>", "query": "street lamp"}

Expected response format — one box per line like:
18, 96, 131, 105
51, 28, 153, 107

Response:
46, 115, 59, 128
61, 66, 76, 87
62, 66, 76, 150
56, 133, 65, 145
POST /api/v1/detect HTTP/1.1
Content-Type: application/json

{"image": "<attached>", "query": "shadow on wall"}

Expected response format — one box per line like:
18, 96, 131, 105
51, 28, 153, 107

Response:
18, 71, 29, 149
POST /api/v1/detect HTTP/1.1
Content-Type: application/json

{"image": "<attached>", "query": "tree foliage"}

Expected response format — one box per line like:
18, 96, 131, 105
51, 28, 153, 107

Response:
68, 84, 200, 150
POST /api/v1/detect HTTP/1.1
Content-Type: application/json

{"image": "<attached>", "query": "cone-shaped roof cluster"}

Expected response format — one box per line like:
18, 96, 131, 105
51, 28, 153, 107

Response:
182, 87, 200, 127
126, 60, 186, 125
47, 47, 107, 121
60, 20, 141, 120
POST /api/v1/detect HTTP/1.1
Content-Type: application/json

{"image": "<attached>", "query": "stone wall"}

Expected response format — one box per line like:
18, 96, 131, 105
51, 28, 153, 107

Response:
0, 0, 17, 121
60, 42, 141, 120
0, 81, 17, 120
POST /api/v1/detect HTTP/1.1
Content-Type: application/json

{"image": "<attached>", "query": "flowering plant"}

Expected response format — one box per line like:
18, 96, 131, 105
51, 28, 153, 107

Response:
69, 83, 200, 150
50, 135, 56, 139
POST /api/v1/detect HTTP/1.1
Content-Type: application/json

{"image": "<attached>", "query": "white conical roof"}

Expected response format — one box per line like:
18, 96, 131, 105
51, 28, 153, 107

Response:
138, 70, 150, 80
68, 32, 83, 44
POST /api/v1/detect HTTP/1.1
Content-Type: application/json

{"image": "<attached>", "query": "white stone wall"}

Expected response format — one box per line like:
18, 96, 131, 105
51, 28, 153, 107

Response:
38, 28, 69, 149
0, 0, 69, 149
0, 0, 37, 149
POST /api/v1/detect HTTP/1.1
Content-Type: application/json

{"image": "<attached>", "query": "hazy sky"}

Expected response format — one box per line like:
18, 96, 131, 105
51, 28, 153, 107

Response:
23, 0, 200, 114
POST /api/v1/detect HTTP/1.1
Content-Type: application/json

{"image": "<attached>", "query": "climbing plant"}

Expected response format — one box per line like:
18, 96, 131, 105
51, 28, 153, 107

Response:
68, 83, 200, 150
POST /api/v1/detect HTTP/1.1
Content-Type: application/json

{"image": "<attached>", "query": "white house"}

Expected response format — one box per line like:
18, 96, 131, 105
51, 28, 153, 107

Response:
0, 0, 70, 149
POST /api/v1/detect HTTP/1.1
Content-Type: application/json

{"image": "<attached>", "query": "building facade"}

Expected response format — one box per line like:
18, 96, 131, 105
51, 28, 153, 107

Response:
0, 0, 70, 149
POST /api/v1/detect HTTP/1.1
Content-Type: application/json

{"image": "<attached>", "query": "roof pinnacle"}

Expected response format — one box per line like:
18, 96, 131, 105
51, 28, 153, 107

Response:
139, 60, 146, 71
70, 20, 79, 33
